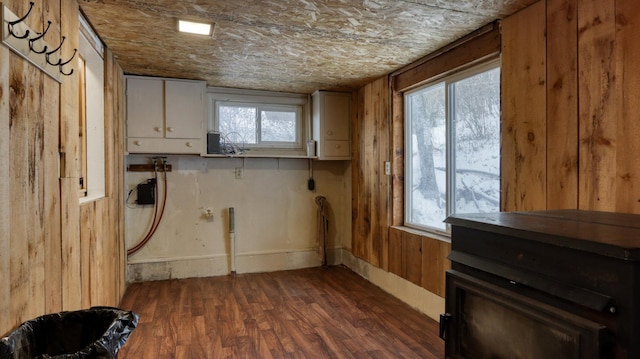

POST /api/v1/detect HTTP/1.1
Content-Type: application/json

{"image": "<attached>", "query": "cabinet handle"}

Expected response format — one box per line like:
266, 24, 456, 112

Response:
134, 140, 142, 146
335, 144, 341, 149
154, 127, 162, 132
167, 127, 174, 132
327, 130, 333, 136
186, 142, 193, 147
439, 313, 451, 340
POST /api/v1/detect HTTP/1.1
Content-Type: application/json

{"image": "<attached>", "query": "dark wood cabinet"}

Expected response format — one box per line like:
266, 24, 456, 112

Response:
444, 210, 640, 359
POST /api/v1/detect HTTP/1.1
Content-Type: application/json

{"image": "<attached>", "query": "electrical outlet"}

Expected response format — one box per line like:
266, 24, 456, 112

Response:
235, 167, 243, 179
204, 208, 214, 222
384, 161, 391, 176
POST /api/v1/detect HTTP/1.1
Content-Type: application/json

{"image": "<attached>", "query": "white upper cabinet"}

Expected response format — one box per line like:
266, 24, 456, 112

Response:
126, 77, 164, 139
165, 80, 205, 139
126, 76, 205, 154
312, 90, 351, 160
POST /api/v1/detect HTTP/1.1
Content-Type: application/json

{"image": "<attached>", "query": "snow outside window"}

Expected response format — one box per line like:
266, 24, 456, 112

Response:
405, 60, 500, 234
215, 102, 302, 149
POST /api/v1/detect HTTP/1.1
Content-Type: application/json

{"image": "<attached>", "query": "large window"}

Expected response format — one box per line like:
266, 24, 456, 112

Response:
208, 88, 306, 153
405, 60, 500, 233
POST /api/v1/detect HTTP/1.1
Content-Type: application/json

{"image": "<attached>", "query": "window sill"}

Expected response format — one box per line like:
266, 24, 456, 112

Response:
79, 194, 106, 205
390, 225, 451, 243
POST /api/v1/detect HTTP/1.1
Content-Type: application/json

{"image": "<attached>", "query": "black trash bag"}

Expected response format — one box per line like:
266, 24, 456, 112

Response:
0, 306, 139, 359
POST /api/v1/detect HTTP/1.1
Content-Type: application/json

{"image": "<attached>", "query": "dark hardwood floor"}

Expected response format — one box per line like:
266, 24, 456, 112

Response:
118, 265, 445, 358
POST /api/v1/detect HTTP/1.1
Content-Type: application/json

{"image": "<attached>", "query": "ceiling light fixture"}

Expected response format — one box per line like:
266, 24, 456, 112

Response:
177, 19, 214, 36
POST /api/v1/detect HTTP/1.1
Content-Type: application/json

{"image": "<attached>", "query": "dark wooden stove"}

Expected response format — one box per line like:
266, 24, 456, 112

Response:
442, 210, 640, 359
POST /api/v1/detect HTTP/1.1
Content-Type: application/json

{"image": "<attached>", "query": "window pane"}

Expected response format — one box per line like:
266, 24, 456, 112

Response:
451, 67, 501, 215
219, 105, 257, 144
407, 83, 447, 231
261, 110, 296, 142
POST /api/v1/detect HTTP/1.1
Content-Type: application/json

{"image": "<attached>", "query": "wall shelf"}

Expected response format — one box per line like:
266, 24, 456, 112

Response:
200, 153, 317, 159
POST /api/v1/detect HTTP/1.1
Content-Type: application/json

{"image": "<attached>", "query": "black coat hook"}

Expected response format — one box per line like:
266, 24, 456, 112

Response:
59, 48, 77, 76
45, 36, 66, 66
7, 1, 34, 39
28, 21, 52, 54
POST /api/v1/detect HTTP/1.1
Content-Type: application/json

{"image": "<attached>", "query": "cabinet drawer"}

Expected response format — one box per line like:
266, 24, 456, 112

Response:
322, 140, 350, 158
128, 138, 201, 154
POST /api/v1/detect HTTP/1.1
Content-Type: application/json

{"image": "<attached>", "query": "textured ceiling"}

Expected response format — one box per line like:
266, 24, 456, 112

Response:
79, 0, 536, 94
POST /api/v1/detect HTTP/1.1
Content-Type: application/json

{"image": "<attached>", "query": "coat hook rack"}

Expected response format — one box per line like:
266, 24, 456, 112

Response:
28, 20, 51, 54
7, 1, 33, 39
1, 1, 76, 83
45, 35, 66, 66
59, 48, 76, 76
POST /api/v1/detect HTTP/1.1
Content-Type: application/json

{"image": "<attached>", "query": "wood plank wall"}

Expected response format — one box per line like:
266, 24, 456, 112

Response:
0, 0, 126, 335
351, 77, 391, 270
546, 0, 579, 209
501, 1, 547, 211
502, 0, 640, 213
388, 228, 450, 297
352, 0, 640, 299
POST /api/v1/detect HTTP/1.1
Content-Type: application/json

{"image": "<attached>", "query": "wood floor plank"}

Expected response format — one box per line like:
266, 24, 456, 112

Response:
118, 266, 444, 359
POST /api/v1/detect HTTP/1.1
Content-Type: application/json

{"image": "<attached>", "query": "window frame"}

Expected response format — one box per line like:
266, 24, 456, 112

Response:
214, 101, 303, 149
404, 58, 501, 235
207, 88, 308, 154
78, 13, 106, 203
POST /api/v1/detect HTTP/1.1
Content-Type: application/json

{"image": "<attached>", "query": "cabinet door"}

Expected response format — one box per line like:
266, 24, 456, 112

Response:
126, 77, 164, 138
165, 80, 204, 139
322, 93, 350, 141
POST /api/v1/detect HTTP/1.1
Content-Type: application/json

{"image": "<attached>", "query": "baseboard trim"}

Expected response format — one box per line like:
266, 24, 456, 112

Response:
339, 249, 445, 321
127, 247, 343, 282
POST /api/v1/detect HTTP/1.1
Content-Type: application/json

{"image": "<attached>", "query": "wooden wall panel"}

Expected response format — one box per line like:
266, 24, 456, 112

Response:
43, 80, 63, 313
501, 1, 547, 211
502, 0, 640, 214
388, 228, 402, 277
104, 47, 127, 302
61, 178, 81, 311
376, 78, 391, 271
59, 1, 79, 180
80, 199, 109, 306
351, 87, 367, 257
402, 232, 422, 286
547, 0, 579, 209
363, 83, 378, 265
26, 50, 46, 324
77, 49, 125, 308
9, 56, 32, 328
387, 227, 450, 297
43, 0, 63, 313
0, 19, 10, 334
1, 0, 126, 335
43, 0, 63, 315
614, 0, 640, 213
60, 0, 82, 312
578, 0, 617, 211
351, 76, 390, 268
421, 238, 450, 297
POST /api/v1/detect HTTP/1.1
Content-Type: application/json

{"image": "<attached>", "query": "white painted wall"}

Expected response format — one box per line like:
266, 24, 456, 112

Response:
123, 154, 446, 322
125, 155, 351, 281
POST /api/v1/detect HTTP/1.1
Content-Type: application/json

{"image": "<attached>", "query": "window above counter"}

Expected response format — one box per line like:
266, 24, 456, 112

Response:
206, 87, 309, 157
